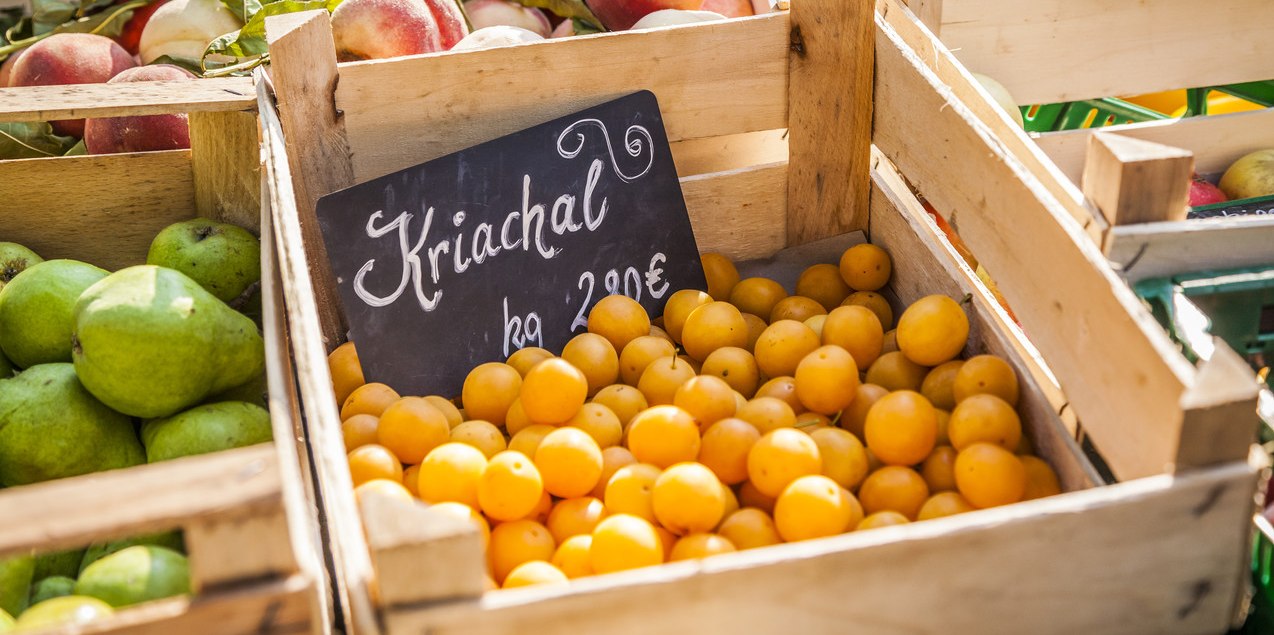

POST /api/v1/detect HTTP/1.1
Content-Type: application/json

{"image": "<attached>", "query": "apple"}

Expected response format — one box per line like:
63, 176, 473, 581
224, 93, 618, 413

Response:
115, 0, 170, 56
1188, 175, 1227, 207
0, 48, 25, 87
698, 0, 752, 17
1219, 149, 1274, 200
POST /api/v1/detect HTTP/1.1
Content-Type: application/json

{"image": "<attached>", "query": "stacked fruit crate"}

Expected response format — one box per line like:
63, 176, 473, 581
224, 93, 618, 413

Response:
0, 80, 330, 634
255, 2, 1260, 634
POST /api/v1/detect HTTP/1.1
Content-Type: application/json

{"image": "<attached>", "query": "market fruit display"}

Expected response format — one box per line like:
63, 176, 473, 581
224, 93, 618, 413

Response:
0, 220, 271, 488
331, 243, 1062, 589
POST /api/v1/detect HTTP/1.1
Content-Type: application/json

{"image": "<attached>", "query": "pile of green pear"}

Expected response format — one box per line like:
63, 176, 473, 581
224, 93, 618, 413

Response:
0, 533, 190, 631
0, 218, 273, 489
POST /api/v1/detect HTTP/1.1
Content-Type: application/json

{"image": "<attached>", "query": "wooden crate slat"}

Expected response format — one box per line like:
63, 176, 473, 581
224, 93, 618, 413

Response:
934, 0, 1274, 105
878, 0, 1103, 244
0, 150, 196, 271
681, 162, 788, 261
388, 458, 1257, 634
190, 110, 264, 227
669, 130, 788, 178
1108, 216, 1274, 284
873, 9, 1230, 480
0, 78, 256, 123
75, 575, 316, 635
1035, 107, 1274, 184
333, 14, 790, 184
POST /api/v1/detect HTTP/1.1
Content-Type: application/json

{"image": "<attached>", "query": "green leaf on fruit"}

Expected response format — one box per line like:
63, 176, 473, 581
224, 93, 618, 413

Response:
204, 0, 341, 61
570, 16, 601, 35
219, 0, 264, 23
151, 54, 207, 76
0, 122, 79, 160
513, 0, 604, 31
32, 0, 117, 34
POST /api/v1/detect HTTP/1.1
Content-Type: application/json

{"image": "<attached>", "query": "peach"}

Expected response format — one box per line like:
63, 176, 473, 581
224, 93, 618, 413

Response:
138, 0, 243, 63
464, 0, 552, 38
9, 34, 136, 137
588, 0, 698, 31
83, 65, 195, 155
0, 48, 25, 87
699, 0, 753, 17
331, 0, 468, 61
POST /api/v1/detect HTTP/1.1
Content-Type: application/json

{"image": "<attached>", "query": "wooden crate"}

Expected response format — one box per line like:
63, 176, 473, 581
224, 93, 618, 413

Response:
897, 0, 1274, 276
260, 3, 1260, 634
875, 0, 1266, 483
0, 78, 331, 634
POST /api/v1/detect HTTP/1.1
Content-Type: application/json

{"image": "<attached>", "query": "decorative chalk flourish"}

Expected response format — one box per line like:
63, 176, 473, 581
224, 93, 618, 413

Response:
557, 118, 654, 183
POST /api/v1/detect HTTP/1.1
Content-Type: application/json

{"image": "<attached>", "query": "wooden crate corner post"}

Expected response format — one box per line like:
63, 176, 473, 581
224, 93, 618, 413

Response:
1081, 131, 1194, 250
358, 495, 486, 607
786, 0, 874, 244
264, 8, 354, 348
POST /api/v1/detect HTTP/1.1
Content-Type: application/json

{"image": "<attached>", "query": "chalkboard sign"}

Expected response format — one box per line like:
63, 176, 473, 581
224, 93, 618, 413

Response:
1188, 194, 1274, 220
316, 91, 706, 397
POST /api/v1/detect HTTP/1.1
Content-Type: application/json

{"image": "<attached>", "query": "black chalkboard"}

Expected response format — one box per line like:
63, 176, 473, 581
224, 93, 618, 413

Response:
1188, 194, 1274, 220
316, 91, 706, 397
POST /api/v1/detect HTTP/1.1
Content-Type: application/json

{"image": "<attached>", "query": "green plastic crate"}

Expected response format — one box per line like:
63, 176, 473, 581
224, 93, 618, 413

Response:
1021, 82, 1274, 133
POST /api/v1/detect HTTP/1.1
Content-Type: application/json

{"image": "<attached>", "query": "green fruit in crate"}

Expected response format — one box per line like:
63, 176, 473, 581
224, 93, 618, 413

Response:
972, 73, 1025, 129
79, 532, 184, 574
0, 260, 108, 368
32, 549, 85, 581
0, 243, 41, 292
208, 371, 268, 409
0, 364, 144, 487
0, 556, 33, 618
72, 265, 265, 419
141, 401, 272, 463
74, 546, 190, 608
29, 576, 75, 605
147, 219, 261, 305
14, 596, 112, 629
1219, 149, 1274, 200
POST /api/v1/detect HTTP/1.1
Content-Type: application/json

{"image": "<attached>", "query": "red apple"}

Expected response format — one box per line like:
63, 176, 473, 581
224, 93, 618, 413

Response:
1188, 175, 1228, 207
699, 0, 752, 17
0, 48, 25, 87
464, 0, 551, 37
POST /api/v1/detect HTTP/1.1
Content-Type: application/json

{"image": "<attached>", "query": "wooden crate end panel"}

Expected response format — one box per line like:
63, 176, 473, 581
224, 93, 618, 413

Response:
391, 461, 1257, 635
333, 14, 791, 184
681, 162, 788, 260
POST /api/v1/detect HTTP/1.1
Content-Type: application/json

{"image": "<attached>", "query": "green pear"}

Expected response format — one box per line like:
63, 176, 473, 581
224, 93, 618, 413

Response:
0, 260, 108, 369
74, 546, 189, 608
0, 243, 41, 292
14, 596, 112, 629
72, 266, 265, 419
79, 532, 184, 575
32, 550, 85, 581
147, 219, 261, 305
208, 371, 268, 409
0, 364, 144, 486
141, 401, 272, 463
29, 576, 75, 605
0, 557, 33, 618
